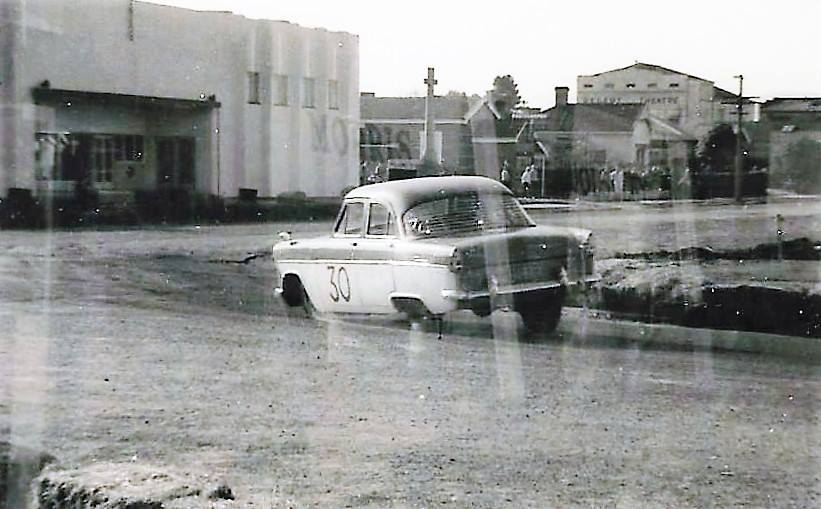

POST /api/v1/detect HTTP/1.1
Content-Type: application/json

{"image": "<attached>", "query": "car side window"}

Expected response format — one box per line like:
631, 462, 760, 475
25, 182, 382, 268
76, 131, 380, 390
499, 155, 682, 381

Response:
336, 202, 364, 236
367, 203, 395, 236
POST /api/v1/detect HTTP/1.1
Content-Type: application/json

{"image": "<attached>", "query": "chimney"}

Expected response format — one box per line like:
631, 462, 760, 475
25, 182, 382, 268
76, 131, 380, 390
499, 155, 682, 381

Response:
555, 86, 569, 106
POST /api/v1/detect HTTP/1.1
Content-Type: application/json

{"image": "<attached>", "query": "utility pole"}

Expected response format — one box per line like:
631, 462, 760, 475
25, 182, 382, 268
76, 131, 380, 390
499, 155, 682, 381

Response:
734, 74, 744, 202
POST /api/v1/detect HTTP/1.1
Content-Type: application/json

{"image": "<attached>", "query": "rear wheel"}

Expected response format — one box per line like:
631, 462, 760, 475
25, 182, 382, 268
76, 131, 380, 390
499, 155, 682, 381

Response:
391, 297, 432, 321
515, 287, 566, 333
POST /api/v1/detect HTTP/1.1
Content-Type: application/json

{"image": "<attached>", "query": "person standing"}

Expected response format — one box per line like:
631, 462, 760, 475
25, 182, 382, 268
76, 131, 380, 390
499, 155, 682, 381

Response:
521, 164, 534, 198
500, 160, 511, 189
614, 167, 624, 201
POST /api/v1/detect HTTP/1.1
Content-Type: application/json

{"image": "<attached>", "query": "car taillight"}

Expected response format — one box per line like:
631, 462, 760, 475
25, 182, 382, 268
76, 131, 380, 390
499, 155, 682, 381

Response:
580, 232, 594, 255
449, 248, 463, 272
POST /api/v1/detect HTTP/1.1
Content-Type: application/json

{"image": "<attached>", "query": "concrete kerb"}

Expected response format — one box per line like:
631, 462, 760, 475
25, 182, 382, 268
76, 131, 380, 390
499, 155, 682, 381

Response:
558, 307, 821, 362
520, 200, 623, 213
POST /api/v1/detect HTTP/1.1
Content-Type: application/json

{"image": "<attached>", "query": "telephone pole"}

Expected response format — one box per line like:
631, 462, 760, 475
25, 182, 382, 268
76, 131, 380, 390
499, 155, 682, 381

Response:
733, 74, 744, 202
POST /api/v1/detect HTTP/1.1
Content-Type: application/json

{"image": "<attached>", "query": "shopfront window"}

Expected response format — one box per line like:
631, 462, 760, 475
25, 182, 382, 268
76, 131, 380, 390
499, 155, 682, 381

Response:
35, 133, 143, 183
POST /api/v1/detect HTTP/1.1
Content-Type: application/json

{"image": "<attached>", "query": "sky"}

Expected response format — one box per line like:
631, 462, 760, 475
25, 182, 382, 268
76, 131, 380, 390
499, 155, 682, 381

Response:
151, 0, 821, 108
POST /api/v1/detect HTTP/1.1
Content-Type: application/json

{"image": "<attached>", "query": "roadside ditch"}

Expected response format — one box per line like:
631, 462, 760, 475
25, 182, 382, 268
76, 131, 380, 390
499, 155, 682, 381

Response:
569, 237, 821, 338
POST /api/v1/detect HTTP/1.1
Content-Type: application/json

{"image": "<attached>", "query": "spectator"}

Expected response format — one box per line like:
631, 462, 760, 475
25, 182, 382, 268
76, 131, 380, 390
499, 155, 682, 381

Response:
500, 160, 511, 189
613, 167, 624, 201
521, 164, 535, 198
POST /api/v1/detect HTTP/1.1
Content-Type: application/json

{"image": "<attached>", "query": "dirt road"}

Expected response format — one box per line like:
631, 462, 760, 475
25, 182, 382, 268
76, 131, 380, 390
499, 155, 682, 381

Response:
1, 201, 820, 507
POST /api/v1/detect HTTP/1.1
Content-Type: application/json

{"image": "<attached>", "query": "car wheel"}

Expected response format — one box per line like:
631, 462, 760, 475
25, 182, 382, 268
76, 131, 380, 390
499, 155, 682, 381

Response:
282, 274, 314, 318
391, 297, 432, 321
515, 287, 566, 334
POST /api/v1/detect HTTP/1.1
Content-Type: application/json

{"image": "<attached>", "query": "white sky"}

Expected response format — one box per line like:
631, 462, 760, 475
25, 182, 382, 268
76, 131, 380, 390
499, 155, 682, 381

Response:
150, 0, 821, 107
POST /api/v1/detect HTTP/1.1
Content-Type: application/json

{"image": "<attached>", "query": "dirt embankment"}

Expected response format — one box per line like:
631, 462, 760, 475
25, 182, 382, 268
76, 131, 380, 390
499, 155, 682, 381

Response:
578, 238, 821, 338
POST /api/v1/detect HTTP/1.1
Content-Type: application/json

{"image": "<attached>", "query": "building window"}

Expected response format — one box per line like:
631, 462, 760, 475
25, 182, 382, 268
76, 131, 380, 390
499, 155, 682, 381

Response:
604, 83, 614, 89
302, 77, 316, 108
583, 84, 593, 89
247, 71, 260, 104
328, 80, 340, 110
626, 83, 636, 88
669, 83, 680, 88
274, 74, 288, 106
35, 133, 144, 184
648, 83, 658, 88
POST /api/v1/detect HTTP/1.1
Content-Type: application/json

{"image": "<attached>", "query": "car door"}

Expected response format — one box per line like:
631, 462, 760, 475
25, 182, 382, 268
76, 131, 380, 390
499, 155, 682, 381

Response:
347, 201, 398, 313
302, 200, 364, 312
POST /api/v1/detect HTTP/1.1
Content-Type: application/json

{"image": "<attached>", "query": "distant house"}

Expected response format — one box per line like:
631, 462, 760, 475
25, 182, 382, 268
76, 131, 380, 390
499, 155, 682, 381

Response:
533, 87, 696, 172
359, 92, 528, 181
759, 97, 821, 191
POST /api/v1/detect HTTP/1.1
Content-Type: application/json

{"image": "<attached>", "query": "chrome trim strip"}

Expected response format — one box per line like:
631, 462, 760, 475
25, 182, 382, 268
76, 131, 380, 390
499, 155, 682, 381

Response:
275, 259, 449, 268
442, 276, 599, 300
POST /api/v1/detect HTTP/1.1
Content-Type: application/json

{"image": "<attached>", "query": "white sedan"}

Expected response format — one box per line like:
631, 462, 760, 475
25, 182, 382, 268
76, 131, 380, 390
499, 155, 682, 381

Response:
273, 176, 595, 332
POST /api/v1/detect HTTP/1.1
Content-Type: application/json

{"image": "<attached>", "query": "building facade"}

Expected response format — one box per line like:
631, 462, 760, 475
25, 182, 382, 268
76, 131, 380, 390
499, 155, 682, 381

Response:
0, 0, 359, 201
576, 63, 746, 143
359, 92, 526, 181
759, 97, 821, 191
534, 87, 695, 170
360, 93, 474, 174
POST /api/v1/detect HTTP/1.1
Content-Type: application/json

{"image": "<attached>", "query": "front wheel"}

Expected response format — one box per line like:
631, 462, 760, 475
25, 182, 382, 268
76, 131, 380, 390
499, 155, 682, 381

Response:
514, 287, 566, 333
281, 275, 314, 318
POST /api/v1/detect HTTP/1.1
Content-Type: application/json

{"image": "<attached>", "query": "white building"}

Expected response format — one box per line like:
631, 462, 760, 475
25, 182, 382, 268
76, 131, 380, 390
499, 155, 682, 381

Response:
0, 0, 359, 201
577, 63, 746, 142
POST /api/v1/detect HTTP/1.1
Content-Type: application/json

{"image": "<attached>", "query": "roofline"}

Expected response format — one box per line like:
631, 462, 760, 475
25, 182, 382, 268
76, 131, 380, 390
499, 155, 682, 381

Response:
764, 97, 821, 102
360, 118, 467, 125
578, 62, 714, 84
136, 0, 359, 38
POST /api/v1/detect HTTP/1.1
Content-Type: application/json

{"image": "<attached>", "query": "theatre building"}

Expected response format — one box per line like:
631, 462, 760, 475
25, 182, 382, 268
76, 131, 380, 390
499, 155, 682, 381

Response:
0, 0, 359, 205
576, 62, 745, 142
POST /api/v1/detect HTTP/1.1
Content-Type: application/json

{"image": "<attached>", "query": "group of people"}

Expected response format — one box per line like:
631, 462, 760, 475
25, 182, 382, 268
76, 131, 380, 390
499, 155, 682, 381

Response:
500, 161, 539, 198
570, 165, 692, 200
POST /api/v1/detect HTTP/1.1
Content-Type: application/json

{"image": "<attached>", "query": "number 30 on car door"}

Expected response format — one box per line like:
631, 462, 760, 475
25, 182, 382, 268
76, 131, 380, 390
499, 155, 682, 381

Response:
327, 265, 351, 303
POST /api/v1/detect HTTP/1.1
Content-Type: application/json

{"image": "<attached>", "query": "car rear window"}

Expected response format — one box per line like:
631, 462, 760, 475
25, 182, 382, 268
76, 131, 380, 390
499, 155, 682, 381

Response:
402, 191, 532, 238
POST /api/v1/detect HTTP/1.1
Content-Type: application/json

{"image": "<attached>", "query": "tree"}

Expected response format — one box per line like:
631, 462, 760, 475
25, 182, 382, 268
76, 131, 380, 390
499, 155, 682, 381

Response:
783, 138, 821, 192
696, 123, 751, 173
491, 75, 521, 118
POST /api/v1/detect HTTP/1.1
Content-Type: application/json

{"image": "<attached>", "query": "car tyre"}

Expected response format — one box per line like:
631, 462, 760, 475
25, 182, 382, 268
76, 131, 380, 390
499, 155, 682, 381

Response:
515, 287, 566, 334
282, 275, 314, 318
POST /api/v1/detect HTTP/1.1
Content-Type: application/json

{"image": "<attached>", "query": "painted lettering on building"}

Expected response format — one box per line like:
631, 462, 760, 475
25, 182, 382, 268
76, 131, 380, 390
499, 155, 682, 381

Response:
581, 96, 680, 105
360, 123, 413, 162
311, 113, 351, 156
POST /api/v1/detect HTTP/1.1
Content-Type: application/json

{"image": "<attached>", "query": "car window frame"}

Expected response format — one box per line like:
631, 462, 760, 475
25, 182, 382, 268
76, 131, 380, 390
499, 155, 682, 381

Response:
334, 200, 366, 238
364, 201, 399, 239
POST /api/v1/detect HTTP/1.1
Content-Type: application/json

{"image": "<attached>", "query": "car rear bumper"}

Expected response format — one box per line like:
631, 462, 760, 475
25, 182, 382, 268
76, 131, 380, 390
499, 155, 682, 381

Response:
441, 275, 599, 301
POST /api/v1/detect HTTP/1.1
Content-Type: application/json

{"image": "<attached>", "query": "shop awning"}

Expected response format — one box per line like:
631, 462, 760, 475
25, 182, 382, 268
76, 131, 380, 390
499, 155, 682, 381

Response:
32, 87, 221, 110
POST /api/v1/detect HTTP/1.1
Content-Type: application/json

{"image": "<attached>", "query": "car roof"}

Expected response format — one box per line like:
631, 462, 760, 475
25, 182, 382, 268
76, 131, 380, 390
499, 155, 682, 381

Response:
344, 176, 512, 213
